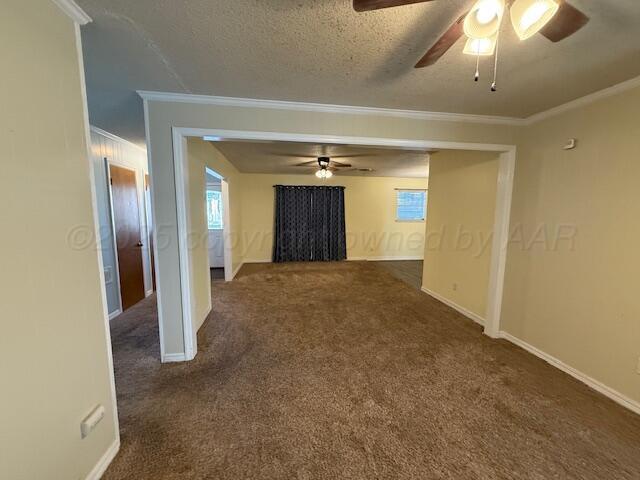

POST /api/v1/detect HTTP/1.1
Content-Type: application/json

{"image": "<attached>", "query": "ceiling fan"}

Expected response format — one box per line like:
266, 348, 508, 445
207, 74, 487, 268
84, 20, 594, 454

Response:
353, 0, 589, 89
270, 146, 379, 178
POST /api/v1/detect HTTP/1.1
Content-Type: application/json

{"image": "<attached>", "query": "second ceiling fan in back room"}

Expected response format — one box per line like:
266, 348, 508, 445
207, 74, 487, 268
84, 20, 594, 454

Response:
353, 0, 589, 91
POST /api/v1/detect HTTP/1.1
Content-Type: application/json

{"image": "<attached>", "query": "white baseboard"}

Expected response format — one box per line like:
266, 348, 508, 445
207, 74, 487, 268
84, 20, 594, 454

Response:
367, 255, 424, 261
107, 309, 122, 321
420, 286, 485, 326
242, 258, 271, 264
230, 262, 245, 280
145, 289, 154, 297
85, 438, 120, 480
500, 331, 640, 416
162, 353, 188, 363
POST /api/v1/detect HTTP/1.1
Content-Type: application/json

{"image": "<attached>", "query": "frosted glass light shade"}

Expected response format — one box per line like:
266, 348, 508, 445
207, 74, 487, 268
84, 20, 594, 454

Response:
464, 0, 505, 39
463, 34, 498, 56
510, 0, 559, 40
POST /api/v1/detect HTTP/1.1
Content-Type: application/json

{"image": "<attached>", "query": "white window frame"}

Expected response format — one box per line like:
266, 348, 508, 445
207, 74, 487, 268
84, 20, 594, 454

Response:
395, 188, 427, 223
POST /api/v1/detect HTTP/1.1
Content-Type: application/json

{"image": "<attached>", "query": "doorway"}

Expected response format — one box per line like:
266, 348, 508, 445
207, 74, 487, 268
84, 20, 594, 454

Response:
109, 164, 146, 311
205, 168, 226, 281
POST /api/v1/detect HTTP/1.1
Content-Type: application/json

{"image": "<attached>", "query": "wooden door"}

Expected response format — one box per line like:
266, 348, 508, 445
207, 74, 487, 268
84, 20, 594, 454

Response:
110, 165, 145, 310
145, 174, 156, 291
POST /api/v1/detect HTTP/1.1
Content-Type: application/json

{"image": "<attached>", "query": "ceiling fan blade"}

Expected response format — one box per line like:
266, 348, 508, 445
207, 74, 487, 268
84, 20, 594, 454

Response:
539, 1, 589, 43
415, 12, 466, 68
329, 153, 378, 159
294, 160, 319, 167
353, 0, 435, 12
331, 161, 353, 168
270, 153, 317, 158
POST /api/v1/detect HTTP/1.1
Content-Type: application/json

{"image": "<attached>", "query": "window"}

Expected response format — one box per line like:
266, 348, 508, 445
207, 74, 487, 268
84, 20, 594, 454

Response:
206, 190, 224, 230
396, 189, 427, 222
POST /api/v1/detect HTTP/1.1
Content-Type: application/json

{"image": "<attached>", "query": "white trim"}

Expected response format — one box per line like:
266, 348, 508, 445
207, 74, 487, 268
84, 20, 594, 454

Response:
229, 256, 424, 263
143, 99, 168, 361
51, 0, 92, 25
421, 286, 485, 326
366, 255, 424, 261
145, 289, 154, 297
75, 20, 120, 471
201, 130, 514, 153
108, 309, 122, 321
500, 331, 640, 416
221, 180, 234, 282
90, 126, 147, 154
138, 91, 525, 126
84, 438, 120, 480
242, 258, 272, 264
166, 127, 515, 351
172, 129, 197, 361
139, 75, 640, 130
525, 75, 640, 125
231, 261, 244, 280
484, 149, 516, 338
162, 352, 188, 363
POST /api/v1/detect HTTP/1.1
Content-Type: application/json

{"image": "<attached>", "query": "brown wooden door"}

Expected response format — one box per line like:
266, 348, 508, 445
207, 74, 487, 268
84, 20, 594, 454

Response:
110, 165, 145, 311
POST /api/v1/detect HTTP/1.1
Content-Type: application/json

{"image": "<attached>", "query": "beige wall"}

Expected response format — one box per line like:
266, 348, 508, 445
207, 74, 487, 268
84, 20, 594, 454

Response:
187, 138, 212, 332
240, 174, 429, 261
503, 85, 640, 405
422, 151, 499, 318
0, 1, 117, 478
186, 138, 245, 332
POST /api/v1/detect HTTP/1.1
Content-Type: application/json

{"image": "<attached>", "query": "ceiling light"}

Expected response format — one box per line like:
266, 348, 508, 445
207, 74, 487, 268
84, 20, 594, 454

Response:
463, 34, 497, 56
464, 0, 505, 39
315, 168, 333, 179
510, 0, 559, 40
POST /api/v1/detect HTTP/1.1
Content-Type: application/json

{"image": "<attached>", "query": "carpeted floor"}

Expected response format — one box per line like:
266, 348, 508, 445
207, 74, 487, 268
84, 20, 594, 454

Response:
106, 261, 640, 479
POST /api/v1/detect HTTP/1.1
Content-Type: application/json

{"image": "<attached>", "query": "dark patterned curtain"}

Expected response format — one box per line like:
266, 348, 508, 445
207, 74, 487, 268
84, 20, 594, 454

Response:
273, 185, 346, 262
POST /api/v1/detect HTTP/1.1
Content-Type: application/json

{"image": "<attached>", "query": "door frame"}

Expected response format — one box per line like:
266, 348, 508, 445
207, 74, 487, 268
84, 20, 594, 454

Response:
169, 127, 516, 361
106, 161, 146, 312
203, 168, 233, 320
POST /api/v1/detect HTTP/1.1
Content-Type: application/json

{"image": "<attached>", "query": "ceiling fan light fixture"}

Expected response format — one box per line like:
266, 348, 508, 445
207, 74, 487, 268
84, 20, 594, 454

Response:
464, 0, 505, 39
510, 0, 559, 40
315, 168, 333, 179
463, 34, 497, 56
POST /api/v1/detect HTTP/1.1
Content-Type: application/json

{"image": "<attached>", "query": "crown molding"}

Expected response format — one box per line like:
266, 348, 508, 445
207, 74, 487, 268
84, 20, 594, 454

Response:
137, 90, 526, 127
90, 125, 147, 153
524, 75, 640, 125
138, 74, 640, 129
51, 0, 92, 25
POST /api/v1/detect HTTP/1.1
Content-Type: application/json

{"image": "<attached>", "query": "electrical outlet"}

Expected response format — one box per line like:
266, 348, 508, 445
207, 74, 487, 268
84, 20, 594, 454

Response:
452, 283, 458, 291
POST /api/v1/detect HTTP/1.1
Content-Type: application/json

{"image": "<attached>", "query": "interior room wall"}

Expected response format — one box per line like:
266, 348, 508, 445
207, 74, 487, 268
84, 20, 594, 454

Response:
502, 84, 640, 406
145, 93, 518, 358
186, 138, 244, 332
0, 1, 118, 478
240, 173, 429, 262
90, 127, 152, 318
422, 151, 500, 319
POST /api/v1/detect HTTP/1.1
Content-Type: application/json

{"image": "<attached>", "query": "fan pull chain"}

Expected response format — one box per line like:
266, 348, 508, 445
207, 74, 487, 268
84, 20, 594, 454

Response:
491, 30, 501, 91
474, 50, 480, 82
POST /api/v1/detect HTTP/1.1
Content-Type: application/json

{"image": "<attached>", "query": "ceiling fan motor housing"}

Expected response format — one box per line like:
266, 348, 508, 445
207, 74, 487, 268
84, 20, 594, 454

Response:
318, 157, 331, 167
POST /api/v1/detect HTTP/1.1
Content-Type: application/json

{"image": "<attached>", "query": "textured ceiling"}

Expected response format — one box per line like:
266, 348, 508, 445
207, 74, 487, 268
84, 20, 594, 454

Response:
212, 141, 431, 178
77, 0, 640, 147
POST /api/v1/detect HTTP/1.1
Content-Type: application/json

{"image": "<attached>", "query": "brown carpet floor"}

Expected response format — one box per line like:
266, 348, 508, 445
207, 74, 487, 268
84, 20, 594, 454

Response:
106, 261, 640, 479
